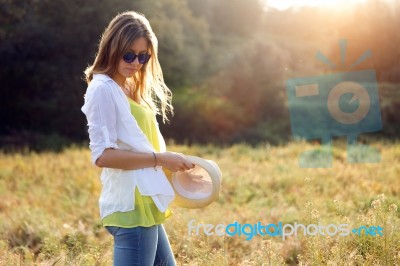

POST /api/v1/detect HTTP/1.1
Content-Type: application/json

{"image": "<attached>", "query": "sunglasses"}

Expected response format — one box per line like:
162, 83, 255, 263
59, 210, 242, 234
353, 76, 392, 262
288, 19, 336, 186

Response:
122, 52, 151, 64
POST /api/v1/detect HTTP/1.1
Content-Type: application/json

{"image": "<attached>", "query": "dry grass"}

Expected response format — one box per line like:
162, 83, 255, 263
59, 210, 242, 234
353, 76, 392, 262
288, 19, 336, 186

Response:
0, 140, 399, 265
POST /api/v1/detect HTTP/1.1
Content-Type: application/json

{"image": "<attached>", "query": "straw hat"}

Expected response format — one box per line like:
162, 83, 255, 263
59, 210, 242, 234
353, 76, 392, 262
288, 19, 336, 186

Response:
170, 155, 222, 208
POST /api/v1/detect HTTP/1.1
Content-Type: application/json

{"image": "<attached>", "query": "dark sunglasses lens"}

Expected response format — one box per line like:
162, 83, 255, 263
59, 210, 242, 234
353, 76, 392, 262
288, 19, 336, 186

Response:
123, 52, 136, 63
138, 54, 151, 64
123, 53, 150, 64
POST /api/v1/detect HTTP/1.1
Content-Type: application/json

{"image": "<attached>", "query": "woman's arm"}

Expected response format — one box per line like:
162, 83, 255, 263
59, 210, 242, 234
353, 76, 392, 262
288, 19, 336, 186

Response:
83, 83, 192, 172
95, 148, 194, 172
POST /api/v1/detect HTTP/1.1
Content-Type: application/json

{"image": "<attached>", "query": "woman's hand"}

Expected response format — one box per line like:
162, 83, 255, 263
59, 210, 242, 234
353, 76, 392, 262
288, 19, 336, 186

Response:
156, 152, 195, 172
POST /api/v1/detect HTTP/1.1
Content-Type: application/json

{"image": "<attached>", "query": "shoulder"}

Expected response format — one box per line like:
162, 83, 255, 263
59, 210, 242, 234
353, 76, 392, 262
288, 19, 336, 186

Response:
82, 74, 120, 113
86, 74, 118, 100
89, 74, 115, 91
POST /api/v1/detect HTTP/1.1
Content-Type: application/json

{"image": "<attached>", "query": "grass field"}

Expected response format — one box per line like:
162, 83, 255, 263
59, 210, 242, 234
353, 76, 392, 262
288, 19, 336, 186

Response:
0, 141, 399, 265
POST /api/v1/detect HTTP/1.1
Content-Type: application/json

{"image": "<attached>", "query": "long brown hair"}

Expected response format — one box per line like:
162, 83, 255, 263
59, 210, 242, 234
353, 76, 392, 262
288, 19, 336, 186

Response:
85, 11, 173, 122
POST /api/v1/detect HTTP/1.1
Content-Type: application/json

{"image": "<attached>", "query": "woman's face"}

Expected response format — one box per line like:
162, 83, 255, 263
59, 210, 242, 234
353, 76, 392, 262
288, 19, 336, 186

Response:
114, 37, 149, 86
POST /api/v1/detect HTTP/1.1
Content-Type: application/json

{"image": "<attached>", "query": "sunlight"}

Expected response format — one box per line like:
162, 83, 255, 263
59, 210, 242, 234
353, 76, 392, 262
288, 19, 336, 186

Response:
267, 0, 368, 10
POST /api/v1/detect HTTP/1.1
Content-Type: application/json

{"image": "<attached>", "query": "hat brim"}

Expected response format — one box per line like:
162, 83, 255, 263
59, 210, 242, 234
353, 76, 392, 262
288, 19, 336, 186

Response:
171, 155, 222, 209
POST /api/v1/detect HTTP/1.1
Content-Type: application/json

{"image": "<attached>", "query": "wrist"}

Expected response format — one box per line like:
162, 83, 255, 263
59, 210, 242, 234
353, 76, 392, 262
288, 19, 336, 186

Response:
152, 152, 157, 168
155, 152, 164, 167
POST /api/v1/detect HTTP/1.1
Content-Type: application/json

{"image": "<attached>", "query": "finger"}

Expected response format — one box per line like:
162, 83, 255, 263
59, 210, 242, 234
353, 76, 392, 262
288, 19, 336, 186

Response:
181, 156, 194, 168
188, 160, 195, 168
180, 160, 191, 169
182, 162, 193, 171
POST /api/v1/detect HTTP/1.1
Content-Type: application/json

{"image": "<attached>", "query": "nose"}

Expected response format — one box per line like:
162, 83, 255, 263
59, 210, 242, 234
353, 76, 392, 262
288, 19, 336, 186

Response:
130, 57, 140, 65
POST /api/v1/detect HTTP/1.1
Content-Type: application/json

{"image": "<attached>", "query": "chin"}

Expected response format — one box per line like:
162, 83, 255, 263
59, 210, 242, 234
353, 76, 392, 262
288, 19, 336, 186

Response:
126, 70, 138, 77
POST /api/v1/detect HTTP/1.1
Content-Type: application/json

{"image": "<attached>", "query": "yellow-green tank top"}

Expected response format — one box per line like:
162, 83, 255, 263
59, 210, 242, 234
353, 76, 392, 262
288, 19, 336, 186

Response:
102, 98, 172, 227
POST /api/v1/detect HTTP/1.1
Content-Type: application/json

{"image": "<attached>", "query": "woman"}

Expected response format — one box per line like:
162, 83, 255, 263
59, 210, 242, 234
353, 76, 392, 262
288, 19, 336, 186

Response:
81, 11, 194, 265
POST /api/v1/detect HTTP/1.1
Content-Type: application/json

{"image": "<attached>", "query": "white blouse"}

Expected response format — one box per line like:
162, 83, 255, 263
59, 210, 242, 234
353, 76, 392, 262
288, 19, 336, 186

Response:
81, 74, 175, 219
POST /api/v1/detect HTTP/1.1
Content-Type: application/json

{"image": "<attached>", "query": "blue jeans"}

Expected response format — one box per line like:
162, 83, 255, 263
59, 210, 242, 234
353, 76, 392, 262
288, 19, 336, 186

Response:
106, 225, 176, 266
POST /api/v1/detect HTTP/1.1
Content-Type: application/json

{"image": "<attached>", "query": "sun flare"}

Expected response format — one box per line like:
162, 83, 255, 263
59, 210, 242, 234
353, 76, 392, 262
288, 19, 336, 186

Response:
267, 0, 368, 10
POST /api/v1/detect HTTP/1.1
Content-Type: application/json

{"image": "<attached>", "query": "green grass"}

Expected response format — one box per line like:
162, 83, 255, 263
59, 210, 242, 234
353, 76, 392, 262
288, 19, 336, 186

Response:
0, 141, 399, 265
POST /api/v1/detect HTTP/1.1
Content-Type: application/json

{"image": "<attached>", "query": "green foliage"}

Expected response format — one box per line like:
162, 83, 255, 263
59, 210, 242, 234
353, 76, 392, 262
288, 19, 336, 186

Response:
142, 0, 211, 88
1, 0, 399, 150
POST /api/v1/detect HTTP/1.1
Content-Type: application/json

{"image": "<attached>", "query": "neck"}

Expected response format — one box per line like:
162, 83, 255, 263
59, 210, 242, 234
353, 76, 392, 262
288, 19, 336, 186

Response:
112, 73, 126, 88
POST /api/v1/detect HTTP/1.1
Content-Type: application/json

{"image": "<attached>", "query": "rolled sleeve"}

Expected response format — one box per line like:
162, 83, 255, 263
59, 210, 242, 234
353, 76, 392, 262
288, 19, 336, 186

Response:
81, 82, 119, 165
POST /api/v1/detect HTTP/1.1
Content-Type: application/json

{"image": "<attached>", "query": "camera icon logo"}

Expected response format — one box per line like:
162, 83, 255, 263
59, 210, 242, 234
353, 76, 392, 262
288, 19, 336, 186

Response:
286, 40, 382, 168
